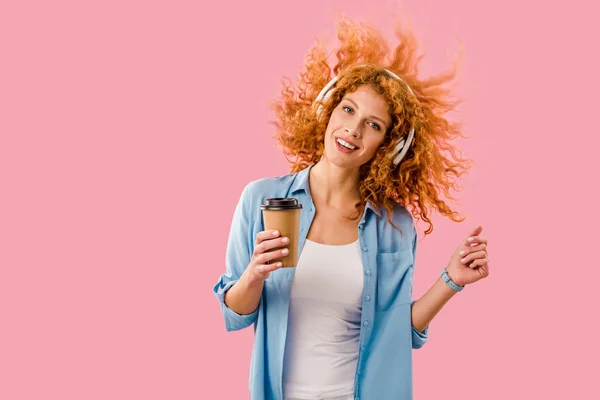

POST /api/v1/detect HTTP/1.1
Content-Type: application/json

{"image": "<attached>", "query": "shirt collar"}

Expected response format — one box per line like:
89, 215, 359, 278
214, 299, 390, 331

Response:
290, 163, 382, 218
289, 163, 313, 196
365, 200, 382, 218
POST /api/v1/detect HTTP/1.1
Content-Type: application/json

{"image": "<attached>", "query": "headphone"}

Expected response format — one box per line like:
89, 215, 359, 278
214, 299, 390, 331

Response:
314, 67, 416, 167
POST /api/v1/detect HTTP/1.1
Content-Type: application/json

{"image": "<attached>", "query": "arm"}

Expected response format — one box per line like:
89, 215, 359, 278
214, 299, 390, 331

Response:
411, 225, 490, 335
411, 278, 457, 333
213, 183, 259, 331
223, 269, 265, 316
224, 230, 288, 314
213, 183, 288, 330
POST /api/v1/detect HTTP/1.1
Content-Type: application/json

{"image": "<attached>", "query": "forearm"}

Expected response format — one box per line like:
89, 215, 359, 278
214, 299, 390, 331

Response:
223, 269, 264, 315
411, 277, 458, 332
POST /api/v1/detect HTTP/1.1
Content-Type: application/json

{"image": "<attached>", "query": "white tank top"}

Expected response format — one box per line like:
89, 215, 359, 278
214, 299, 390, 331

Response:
282, 238, 364, 400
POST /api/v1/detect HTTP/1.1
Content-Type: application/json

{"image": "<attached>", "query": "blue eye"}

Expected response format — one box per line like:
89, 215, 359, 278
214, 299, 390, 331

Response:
369, 122, 381, 131
343, 106, 353, 114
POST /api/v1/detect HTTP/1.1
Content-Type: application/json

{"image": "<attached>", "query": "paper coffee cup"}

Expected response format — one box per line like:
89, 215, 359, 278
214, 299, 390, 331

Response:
261, 198, 302, 268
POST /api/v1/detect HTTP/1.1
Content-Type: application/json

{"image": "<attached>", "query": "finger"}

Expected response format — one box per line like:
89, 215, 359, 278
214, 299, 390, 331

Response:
475, 262, 490, 278
468, 225, 483, 238
481, 263, 490, 277
257, 247, 289, 265
459, 243, 487, 257
255, 230, 280, 246
465, 235, 488, 246
469, 257, 489, 269
254, 236, 290, 256
258, 261, 283, 274
461, 250, 487, 264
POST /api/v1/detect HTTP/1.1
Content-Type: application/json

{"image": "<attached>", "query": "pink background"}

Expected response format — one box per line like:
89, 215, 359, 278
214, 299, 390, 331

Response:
1, 0, 599, 398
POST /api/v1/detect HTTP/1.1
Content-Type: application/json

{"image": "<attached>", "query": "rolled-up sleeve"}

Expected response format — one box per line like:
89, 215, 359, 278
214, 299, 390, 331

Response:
214, 279, 259, 331
410, 226, 429, 349
213, 183, 259, 331
410, 299, 429, 349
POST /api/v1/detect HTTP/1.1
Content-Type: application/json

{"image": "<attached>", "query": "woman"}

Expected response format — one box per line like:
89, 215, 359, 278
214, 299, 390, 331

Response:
213, 17, 490, 400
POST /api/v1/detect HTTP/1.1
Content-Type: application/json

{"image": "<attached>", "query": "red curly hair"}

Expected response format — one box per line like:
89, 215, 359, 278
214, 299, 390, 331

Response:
270, 17, 471, 235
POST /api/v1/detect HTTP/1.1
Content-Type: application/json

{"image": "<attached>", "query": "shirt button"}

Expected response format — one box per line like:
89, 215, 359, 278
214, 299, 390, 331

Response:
362, 246, 368, 252
365, 295, 371, 301
309, 207, 313, 212
365, 270, 371, 276
355, 397, 360, 400
363, 321, 368, 327
360, 346, 366, 352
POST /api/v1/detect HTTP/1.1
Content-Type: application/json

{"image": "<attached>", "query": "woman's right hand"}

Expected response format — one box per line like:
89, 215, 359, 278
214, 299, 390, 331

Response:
248, 230, 289, 283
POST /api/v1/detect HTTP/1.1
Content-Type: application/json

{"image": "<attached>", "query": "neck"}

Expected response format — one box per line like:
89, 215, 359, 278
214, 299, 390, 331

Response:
309, 160, 362, 208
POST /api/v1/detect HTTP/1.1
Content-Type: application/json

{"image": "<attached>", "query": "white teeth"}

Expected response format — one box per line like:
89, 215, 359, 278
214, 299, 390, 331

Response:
337, 138, 357, 150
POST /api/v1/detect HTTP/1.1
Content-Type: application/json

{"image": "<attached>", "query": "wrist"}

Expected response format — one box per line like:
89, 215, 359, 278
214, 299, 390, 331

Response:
441, 267, 464, 292
243, 268, 265, 289
447, 266, 467, 286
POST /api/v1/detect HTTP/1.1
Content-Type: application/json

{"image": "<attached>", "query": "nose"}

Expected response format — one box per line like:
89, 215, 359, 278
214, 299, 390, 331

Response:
345, 122, 362, 139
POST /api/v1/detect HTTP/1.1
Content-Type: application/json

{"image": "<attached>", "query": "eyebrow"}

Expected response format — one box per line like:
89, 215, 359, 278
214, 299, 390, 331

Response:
344, 98, 389, 126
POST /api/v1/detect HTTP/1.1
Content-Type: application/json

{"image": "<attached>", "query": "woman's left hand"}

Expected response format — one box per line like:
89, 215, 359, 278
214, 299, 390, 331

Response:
446, 225, 489, 287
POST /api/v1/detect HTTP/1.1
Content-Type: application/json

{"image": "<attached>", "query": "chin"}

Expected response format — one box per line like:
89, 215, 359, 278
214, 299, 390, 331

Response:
325, 150, 364, 170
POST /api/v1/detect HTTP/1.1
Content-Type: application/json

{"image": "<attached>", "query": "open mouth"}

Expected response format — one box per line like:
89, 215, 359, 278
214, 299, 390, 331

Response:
336, 138, 358, 152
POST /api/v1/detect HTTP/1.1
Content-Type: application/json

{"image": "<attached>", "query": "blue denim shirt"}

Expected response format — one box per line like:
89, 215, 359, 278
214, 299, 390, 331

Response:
213, 164, 429, 400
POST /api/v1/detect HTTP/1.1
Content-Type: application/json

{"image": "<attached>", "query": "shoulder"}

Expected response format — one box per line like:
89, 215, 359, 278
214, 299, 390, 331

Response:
379, 202, 415, 232
375, 202, 417, 249
238, 169, 303, 207
242, 172, 295, 194
241, 171, 298, 196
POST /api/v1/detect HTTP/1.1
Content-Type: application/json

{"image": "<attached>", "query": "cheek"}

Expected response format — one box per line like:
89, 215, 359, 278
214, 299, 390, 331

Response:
326, 113, 341, 129
365, 136, 386, 154
324, 120, 341, 138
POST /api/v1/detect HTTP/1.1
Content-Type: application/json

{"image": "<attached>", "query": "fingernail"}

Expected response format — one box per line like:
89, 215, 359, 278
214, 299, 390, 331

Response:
467, 237, 474, 242
461, 257, 466, 263
273, 230, 279, 236
276, 262, 282, 267
282, 248, 289, 255
282, 237, 289, 244
459, 250, 465, 255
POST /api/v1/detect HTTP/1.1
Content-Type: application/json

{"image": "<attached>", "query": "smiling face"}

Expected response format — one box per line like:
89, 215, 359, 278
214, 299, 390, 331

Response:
323, 84, 392, 169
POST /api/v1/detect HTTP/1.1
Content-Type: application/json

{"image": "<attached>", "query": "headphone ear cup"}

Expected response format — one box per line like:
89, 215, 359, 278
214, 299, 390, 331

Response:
315, 88, 336, 121
393, 128, 415, 166
393, 137, 406, 154
391, 138, 406, 167
315, 104, 324, 120
314, 76, 339, 122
